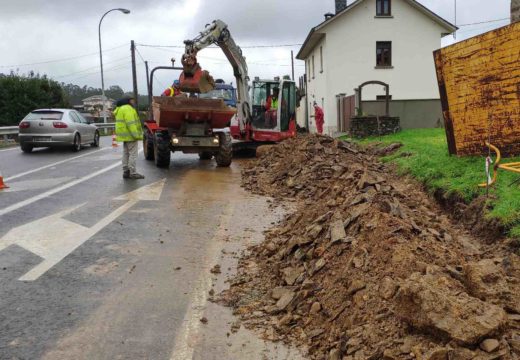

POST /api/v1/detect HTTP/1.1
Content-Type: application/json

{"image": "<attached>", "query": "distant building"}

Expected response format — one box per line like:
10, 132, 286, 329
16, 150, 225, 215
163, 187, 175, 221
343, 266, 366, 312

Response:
82, 95, 115, 118
296, 0, 457, 134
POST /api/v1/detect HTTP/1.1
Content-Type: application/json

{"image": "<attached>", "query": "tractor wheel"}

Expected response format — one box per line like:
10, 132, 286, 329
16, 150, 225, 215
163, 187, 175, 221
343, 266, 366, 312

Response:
199, 152, 213, 160
154, 132, 171, 168
215, 132, 232, 167
143, 129, 155, 161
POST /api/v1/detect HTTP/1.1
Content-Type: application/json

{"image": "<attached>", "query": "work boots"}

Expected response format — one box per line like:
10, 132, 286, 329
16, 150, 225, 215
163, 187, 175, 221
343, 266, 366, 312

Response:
123, 171, 145, 179
129, 172, 145, 179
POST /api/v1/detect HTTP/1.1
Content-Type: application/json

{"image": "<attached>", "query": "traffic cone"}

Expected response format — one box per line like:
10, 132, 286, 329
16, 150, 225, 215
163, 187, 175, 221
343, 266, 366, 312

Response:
112, 131, 119, 148
0, 170, 8, 190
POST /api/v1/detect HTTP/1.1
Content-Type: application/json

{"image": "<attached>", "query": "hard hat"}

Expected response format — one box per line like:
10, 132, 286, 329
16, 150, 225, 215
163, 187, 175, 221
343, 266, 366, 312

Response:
173, 80, 180, 86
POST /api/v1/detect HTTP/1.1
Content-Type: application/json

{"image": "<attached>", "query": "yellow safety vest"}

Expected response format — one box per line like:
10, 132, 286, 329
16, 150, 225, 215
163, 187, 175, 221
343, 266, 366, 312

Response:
114, 104, 143, 142
271, 98, 279, 110
168, 87, 176, 97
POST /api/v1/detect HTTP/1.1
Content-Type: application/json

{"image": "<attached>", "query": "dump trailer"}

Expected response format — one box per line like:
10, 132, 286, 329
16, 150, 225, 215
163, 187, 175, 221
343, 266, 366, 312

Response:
434, 21, 520, 157
144, 94, 234, 167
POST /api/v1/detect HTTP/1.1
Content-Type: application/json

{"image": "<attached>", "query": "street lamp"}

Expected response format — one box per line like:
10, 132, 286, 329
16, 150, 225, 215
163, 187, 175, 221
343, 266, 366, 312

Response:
98, 8, 130, 124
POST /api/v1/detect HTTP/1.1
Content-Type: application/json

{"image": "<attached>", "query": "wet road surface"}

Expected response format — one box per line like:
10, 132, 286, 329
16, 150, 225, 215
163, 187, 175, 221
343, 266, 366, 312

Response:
0, 139, 303, 359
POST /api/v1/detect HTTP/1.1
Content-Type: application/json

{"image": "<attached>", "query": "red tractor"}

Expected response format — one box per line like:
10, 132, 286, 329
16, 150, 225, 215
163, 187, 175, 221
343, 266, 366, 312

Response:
143, 20, 297, 168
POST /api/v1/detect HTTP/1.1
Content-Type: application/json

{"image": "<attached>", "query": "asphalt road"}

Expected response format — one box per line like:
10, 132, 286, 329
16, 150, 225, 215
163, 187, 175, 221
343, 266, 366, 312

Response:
0, 139, 303, 360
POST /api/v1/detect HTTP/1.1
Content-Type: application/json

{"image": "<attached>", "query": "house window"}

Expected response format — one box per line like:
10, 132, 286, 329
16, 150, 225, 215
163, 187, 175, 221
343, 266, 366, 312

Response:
376, 41, 392, 67
376, 95, 392, 100
376, 0, 391, 16
307, 60, 311, 82
312, 55, 315, 79
320, 46, 323, 73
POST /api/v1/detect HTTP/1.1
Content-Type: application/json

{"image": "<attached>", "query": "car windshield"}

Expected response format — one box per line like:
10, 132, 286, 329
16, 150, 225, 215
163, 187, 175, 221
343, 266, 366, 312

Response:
25, 111, 63, 121
199, 89, 233, 101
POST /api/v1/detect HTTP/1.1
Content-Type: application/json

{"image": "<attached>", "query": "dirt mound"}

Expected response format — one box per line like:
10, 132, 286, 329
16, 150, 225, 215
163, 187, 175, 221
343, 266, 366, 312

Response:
220, 134, 520, 359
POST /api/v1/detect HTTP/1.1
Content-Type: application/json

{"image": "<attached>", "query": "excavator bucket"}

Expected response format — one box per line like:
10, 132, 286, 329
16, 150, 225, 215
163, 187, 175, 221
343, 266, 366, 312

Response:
179, 67, 215, 94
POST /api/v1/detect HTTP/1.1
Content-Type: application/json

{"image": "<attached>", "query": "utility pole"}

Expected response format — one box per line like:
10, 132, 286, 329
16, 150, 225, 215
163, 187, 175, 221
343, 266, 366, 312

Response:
98, 8, 130, 124
454, 0, 457, 39
131, 40, 138, 109
145, 61, 152, 116
291, 50, 295, 81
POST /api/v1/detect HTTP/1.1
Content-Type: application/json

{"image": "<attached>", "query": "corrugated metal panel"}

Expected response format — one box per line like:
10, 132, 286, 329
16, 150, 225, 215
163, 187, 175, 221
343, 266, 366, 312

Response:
434, 22, 520, 156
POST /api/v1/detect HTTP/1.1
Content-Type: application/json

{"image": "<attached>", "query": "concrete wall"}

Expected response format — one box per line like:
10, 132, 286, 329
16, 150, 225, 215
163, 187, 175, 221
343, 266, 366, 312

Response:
303, 0, 449, 135
513, 0, 520, 23
361, 99, 444, 129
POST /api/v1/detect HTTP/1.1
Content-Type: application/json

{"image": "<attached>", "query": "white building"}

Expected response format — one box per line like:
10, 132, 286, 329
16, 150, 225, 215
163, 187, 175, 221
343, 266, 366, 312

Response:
82, 95, 115, 118
296, 0, 457, 134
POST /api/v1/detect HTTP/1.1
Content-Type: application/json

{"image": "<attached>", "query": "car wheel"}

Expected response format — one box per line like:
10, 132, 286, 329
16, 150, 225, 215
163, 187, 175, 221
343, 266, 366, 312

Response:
21, 144, 33, 153
91, 131, 100, 147
72, 134, 81, 152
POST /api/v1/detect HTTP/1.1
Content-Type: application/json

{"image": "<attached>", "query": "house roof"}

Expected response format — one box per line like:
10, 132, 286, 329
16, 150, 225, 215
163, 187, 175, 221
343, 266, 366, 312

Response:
296, 0, 458, 60
82, 95, 116, 102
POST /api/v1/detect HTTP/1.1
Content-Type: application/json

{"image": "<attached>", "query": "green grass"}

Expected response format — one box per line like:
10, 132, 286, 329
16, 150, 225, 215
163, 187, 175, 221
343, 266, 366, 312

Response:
350, 129, 520, 237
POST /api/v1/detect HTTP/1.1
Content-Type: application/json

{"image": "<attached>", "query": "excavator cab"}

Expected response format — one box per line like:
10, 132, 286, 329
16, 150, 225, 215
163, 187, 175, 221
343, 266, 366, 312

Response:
251, 79, 296, 133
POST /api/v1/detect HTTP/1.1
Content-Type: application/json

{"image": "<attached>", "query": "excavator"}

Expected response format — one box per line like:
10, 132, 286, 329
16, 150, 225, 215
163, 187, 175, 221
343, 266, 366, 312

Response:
143, 20, 297, 168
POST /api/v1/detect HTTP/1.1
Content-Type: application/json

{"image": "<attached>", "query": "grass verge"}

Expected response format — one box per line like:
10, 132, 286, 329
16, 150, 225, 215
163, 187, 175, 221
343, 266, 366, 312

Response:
349, 128, 520, 237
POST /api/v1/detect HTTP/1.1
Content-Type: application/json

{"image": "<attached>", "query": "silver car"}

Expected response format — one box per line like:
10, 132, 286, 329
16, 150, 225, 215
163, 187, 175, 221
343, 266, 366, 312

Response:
18, 109, 100, 153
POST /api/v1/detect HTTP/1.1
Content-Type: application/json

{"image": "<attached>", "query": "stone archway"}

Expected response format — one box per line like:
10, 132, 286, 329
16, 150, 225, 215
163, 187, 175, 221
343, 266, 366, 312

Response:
357, 80, 390, 116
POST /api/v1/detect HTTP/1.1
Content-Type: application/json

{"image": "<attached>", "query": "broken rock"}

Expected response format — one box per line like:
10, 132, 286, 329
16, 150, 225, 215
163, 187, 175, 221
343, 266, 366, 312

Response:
480, 338, 500, 353
330, 219, 347, 243
276, 291, 295, 311
395, 273, 507, 345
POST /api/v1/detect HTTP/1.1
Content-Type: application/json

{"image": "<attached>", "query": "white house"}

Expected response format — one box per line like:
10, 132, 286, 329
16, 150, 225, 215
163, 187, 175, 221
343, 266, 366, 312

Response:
296, 0, 457, 134
82, 95, 115, 117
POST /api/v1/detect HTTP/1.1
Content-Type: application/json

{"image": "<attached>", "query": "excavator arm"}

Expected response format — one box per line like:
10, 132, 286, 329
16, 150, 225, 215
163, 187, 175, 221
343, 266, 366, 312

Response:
179, 20, 251, 132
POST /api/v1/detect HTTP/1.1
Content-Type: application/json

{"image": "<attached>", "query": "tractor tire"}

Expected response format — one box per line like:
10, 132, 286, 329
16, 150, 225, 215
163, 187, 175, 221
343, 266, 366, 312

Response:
199, 152, 213, 160
154, 132, 171, 168
143, 129, 155, 161
215, 132, 232, 167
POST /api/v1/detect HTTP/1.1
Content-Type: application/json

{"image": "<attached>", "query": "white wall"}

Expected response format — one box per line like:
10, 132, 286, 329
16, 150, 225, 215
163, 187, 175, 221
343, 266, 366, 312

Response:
303, 0, 449, 135
305, 37, 328, 132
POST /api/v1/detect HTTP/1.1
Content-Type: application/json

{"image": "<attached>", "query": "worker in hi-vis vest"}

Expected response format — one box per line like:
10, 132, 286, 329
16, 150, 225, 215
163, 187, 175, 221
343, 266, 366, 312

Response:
162, 80, 182, 97
114, 97, 145, 180
264, 87, 279, 128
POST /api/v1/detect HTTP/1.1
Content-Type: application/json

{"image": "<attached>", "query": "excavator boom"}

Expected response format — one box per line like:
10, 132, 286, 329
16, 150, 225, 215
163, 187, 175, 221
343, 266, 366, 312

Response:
178, 20, 251, 132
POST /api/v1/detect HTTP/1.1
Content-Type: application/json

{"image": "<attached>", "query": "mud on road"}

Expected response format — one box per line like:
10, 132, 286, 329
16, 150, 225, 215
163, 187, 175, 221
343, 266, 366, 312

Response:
219, 134, 520, 359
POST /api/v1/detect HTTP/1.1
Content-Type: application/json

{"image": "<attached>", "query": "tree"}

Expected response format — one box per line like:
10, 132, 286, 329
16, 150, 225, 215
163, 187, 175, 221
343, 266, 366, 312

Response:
0, 72, 69, 126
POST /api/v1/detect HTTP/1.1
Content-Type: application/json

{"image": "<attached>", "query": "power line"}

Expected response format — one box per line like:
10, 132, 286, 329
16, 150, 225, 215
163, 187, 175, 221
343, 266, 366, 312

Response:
457, 17, 510, 27
53, 56, 129, 79
0, 44, 127, 69
135, 47, 147, 64
136, 43, 302, 49
141, 46, 302, 67
60, 62, 132, 83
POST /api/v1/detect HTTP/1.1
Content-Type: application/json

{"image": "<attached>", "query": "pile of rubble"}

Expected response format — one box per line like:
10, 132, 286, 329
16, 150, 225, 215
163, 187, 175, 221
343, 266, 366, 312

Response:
220, 134, 520, 359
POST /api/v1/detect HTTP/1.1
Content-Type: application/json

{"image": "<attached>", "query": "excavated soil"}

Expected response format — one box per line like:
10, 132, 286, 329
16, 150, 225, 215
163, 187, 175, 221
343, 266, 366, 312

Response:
219, 134, 520, 360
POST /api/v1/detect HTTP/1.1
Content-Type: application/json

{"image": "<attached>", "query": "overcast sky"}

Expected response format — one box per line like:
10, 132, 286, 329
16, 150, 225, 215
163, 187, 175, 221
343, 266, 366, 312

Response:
0, 0, 512, 95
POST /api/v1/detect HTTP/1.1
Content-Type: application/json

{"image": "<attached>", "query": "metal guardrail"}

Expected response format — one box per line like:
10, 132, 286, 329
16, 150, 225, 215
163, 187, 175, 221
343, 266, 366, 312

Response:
0, 126, 19, 136
0, 123, 115, 137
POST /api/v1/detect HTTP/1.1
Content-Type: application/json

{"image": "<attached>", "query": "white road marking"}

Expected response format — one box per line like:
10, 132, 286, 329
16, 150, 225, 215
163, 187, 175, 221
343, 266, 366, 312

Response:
5, 147, 109, 182
3, 177, 73, 192
0, 147, 18, 152
0, 148, 143, 217
0, 179, 166, 281
169, 202, 234, 360
0, 161, 120, 217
